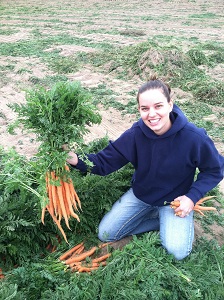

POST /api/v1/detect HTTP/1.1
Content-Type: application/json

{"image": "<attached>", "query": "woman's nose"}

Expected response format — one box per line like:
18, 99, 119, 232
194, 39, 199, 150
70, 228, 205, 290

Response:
148, 108, 156, 116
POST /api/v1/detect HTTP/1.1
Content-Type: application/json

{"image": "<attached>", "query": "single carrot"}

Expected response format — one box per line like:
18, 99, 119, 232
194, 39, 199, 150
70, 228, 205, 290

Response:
72, 261, 107, 271
88, 261, 107, 267
170, 200, 180, 207
51, 245, 57, 253
170, 205, 178, 209
64, 164, 70, 172
194, 205, 216, 211
77, 266, 99, 273
50, 171, 59, 216
59, 241, 84, 261
65, 246, 97, 265
196, 196, 216, 205
98, 242, 113, 249
175, 211, 182, 216
56, 180, 70, 230
92, 253, 111, 263
41, 206, 46, 224
46, 205, 68, 244
194, 208, 206, 216
46, 173, 54, 216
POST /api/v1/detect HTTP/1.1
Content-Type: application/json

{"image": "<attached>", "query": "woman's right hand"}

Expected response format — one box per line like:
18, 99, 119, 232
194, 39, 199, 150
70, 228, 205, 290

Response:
62, 144, 78, 166
67, 151, 78, 166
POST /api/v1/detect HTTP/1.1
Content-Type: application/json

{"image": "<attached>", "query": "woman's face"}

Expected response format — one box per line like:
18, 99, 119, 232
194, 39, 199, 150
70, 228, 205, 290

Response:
138, 88, 173, 135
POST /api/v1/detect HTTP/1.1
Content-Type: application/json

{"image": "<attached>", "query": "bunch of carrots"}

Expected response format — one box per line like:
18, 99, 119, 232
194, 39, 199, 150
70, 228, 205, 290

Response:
41, 164, 81, 243
170, 195, 217, 216
59, 241, 112, 273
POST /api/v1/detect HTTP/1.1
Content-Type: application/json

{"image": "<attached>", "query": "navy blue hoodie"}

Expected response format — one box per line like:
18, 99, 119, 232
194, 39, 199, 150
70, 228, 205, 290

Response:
74, 105, 224, 206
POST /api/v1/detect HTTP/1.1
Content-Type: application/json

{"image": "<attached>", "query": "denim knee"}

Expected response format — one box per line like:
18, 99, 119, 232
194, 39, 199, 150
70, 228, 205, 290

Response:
163, 243, 192, 260
159, 207, 194, 260
98, 220, 116, 242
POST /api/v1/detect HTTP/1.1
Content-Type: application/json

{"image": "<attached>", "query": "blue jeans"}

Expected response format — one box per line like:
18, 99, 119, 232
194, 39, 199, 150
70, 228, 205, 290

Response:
98, 188, 194, 260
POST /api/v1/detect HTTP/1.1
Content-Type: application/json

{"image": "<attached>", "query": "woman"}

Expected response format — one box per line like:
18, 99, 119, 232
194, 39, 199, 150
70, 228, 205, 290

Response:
65, 77, 224, 260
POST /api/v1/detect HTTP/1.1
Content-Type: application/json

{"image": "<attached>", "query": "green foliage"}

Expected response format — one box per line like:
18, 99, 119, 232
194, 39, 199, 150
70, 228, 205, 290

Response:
186, 49, 209, 66
0, 2, 224, 299
8, 81, 101, 175
8, 81, 101, 147
47, 56, 82, 74
0, 140, 223, 299
3, 233, 223, 300
0, 147, 58, 269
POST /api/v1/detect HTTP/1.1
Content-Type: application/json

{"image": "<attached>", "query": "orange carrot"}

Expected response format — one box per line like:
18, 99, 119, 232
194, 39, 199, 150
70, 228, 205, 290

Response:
41, 206, 46, 224
194, 208, 206, 216
98, 242, 113, 249
194, 205, 216, 211
68, 181, 82, 210
77, 266, 99, 273
196, 196, 216, 205
46, 205, 68, 243
75, 244, 85, 255
64, 164, 70, 172
42, 164, 82, 243
59, 242, 84, 261
71, 261, 107, 272
64, 164, 81, 209
50, 171, 59, 216
56, 180, 70, 230
92, 253, 111, 263
65, 246, 97, 265
68, 245, 86, 267
46, 173, 54, 216
175, 211, 182, 216
170, 200, 180, 207
63, 181, 80, 222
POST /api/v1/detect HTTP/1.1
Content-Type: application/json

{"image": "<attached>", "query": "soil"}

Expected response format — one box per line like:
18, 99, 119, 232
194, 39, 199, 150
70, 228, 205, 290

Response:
0, 0, 223, 246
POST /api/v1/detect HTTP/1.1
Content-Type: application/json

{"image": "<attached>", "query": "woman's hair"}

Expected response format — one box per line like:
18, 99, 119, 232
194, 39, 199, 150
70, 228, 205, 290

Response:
137, 75, 171, 103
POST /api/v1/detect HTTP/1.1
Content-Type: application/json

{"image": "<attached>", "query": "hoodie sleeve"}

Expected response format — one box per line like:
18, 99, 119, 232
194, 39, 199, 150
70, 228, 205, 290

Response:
185, 131, 224, 203
74, 128, 135, 175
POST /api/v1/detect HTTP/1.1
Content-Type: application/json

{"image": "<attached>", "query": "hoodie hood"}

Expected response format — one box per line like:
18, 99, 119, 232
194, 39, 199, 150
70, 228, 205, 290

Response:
138, 104, 188, 139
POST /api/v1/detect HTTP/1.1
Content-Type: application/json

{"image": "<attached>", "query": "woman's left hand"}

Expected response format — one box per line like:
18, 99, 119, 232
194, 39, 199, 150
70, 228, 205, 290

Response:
174, 195, 194, 218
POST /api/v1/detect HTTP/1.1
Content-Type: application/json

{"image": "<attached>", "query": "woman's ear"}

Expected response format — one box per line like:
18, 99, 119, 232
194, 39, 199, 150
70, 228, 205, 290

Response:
169, 99, 174, 112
